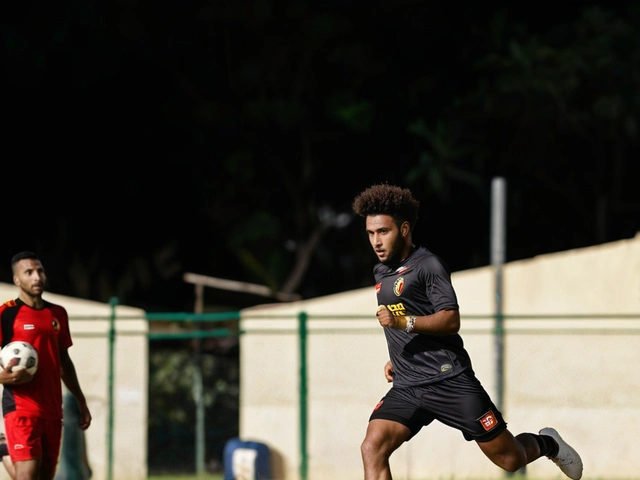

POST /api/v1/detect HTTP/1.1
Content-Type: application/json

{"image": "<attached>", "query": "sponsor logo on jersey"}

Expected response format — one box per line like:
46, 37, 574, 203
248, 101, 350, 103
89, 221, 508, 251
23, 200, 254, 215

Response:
441, 364, 453, 372
24, 324, 34, 330
396, 266, 410, 274
375, 283, 382, 294
387, 302, 406, 316
478, 410, 498, 432
393, 277, 405, 296
14, 444, 24, 450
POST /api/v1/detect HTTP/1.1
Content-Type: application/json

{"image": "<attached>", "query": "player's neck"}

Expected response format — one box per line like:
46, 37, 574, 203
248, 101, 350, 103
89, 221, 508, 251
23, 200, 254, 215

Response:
18, 292, 44, 309
400, 244, 416, 263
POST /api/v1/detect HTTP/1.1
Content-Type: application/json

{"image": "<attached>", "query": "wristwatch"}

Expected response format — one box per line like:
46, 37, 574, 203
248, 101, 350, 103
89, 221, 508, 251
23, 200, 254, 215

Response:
405, 315, 416, 333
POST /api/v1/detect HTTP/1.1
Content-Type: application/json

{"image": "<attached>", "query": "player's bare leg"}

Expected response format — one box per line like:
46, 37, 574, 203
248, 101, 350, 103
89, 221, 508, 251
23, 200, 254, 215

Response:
478, 428, 582, 479
13, 458, 41, 480
476, 429, 539, 472
361, 419, 410, 480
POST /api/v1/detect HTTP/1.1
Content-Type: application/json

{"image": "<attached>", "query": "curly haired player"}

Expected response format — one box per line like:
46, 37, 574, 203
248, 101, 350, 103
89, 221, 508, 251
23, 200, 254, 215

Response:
352, 183, 583, 480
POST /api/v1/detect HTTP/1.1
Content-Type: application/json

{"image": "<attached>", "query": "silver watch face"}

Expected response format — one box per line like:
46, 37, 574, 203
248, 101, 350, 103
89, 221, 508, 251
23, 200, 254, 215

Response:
405, 316, 416, 333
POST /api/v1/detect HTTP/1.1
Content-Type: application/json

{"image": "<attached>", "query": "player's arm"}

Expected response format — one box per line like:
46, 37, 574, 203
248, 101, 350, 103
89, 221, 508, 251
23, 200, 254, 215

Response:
376, 306, 460, 335
399, 309, 460, 335
383, 254, 461, 335
60, 348, 92, 430
383, 360, 394, 382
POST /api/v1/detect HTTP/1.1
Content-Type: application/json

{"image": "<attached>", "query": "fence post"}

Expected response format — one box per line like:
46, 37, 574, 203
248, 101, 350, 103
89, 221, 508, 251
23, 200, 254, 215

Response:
107, 297, 118, 480
491, 177, 506, 411
193, 284, 206, 476
298, 311, 308, 480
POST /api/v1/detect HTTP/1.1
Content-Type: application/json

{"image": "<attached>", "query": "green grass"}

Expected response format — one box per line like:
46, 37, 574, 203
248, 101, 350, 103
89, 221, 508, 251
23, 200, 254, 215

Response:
148, 475, 223, 480
147, 477, 639, 480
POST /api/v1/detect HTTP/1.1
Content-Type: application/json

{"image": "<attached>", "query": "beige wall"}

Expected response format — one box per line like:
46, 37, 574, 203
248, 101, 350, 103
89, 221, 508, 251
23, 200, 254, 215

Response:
239, 232, 640, 479
0, 285, 148, 480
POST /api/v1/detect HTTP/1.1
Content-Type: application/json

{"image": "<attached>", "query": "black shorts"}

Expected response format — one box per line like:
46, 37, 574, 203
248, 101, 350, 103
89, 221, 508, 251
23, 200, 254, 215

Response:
368, 370, 507, 442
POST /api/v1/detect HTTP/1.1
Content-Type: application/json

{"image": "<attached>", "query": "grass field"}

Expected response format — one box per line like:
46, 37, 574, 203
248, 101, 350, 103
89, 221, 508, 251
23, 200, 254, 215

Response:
147, 477, 637, 480
146, 477, 527, 480
148, 475, 223, 480
146, 477, 639, 480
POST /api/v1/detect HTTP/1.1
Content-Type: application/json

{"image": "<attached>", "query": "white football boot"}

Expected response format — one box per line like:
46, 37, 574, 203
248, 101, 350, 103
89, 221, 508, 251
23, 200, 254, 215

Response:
539, 427, 583, 480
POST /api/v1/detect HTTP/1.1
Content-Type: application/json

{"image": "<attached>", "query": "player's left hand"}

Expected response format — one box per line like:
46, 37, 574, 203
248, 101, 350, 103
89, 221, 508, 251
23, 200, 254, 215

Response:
77, 402, 92, 430
383, 360, 394, 382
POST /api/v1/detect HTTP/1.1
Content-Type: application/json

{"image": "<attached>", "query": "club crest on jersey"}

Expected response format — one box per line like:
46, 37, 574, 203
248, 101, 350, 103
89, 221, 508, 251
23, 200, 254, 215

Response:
478, 410, 499, 432
52, 318, 60, 331
375, 283, 382, 294
393, 277, 405, 296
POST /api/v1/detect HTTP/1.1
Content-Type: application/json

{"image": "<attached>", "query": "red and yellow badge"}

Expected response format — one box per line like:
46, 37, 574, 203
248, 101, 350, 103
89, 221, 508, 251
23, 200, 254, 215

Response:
478, 410, 498, 431
393, 277, 405, 296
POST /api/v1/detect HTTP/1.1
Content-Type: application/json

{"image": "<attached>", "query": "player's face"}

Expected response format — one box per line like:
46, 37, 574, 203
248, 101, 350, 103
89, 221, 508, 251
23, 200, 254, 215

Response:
13, 259, 47, 297
365, 214, 410, 266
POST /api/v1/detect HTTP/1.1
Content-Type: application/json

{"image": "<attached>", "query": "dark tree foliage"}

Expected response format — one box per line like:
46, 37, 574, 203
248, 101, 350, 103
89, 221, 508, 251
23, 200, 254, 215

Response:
4, 1, 639, 474
148, 339, 239, 474
1, 1, 638, 310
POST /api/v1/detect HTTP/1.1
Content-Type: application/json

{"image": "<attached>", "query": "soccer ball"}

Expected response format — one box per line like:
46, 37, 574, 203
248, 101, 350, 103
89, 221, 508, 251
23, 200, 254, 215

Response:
0, 341, 38, 375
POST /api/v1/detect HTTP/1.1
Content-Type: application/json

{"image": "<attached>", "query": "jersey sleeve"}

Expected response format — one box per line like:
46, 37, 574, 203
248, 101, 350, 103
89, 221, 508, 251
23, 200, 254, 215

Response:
421, 255, 459, 311
0, 302, 7, 346
53, 304, 73, 350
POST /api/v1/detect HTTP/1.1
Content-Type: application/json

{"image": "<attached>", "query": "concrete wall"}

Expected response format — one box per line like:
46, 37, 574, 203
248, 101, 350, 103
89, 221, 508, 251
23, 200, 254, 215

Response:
239, 232, 640, 480
0, 286, 148, 480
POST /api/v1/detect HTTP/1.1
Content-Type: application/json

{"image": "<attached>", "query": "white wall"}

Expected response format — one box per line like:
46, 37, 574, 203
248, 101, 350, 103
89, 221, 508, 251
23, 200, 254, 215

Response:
0, 285, 148, 480
239, 232, 640, 480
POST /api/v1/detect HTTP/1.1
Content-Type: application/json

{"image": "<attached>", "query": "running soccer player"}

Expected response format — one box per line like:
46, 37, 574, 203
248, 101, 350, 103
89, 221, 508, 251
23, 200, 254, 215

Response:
352, 183, 583, 480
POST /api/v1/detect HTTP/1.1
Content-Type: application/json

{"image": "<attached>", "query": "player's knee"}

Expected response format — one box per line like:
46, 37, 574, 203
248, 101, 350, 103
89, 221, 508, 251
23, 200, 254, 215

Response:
496, 453, 526, 473
360, 437, 376, 460
361, 434, 388, 462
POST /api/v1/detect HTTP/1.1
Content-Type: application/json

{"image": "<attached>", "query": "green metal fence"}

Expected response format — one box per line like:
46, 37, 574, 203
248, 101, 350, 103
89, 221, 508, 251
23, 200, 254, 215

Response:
238, 311, 640, 480
74, 302, 640, 480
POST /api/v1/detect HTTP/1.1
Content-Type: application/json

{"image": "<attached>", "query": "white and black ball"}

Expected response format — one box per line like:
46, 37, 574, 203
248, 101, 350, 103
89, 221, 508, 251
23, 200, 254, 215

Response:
0, 341, 38, 375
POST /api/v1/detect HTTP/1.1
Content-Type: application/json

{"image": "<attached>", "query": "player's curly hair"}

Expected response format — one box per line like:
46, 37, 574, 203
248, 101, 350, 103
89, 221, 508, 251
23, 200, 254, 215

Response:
352, 183, 420, 230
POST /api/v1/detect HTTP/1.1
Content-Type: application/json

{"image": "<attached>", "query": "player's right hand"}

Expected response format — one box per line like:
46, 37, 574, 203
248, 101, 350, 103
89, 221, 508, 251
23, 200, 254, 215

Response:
1, 358, 32, 385
384, 360, 394, 383
376, 305, 395, 328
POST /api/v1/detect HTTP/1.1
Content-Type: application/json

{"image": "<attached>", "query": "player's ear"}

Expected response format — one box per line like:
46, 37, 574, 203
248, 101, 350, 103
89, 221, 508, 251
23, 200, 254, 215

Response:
401, 221, 410, 238
13, 275, 19, 287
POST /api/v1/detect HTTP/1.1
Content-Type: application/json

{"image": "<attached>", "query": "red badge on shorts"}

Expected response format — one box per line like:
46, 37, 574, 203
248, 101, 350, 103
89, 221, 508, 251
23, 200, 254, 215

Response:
478, 410, 498, 431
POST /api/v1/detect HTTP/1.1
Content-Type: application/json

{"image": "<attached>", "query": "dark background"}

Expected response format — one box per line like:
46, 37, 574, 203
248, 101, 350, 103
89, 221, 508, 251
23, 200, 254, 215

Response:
2, 1, 639, 312
3, 2, 640, 474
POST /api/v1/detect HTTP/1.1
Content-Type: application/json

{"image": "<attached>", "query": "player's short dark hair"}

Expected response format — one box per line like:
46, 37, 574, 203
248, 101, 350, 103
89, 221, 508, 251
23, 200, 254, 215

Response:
352, 183, 420, 230
11, 251, 40, 268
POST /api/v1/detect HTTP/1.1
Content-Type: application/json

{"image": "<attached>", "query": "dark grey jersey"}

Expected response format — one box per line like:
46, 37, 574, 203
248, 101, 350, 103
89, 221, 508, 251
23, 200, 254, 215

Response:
374, 246, 473, 387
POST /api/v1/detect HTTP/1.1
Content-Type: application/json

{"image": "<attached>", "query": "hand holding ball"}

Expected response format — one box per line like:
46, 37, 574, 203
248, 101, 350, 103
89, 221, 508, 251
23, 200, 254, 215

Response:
0, 341, 38, 375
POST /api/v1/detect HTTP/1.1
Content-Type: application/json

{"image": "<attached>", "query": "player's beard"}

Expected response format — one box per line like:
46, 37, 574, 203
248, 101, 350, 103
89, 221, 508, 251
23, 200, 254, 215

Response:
380, 234, 408, 267
23, 283, 44, 297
